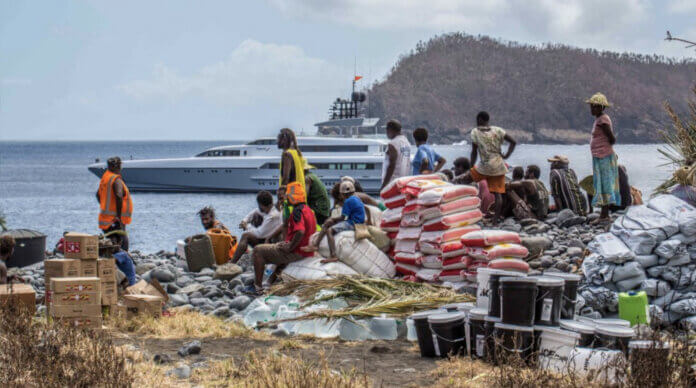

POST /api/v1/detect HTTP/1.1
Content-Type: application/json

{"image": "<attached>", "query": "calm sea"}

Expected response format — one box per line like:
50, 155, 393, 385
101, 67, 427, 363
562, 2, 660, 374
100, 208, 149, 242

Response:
0, 141, 673, 251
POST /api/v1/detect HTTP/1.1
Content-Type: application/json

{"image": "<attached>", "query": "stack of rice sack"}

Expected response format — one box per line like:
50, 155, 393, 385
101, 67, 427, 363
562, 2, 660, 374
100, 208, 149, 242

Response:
381, 175, 485, 284
459, 230, 529, 277
579, 194, 696, 328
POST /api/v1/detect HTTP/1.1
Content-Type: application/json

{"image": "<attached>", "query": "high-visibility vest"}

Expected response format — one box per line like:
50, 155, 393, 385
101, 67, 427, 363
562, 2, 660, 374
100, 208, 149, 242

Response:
278, 149, 305, 193
98, 170, 133, 230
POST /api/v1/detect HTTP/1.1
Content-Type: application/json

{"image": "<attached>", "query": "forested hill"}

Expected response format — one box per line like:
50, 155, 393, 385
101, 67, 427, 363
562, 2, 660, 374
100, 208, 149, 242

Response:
367, 33, 696, 144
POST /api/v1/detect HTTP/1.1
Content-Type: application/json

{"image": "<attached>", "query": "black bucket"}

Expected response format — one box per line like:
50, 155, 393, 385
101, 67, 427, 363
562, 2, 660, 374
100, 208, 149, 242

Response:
428, 312, 466, 357
411, 309, 446, 357
487, 270, 522, 318
534, 276, 564, 326
500, 277, 538, 326
594, 324, 635, 355
545, 272, 581, 319
494, 322, 535, 362
485, 315, 501, 364
469, 308, 487, 359
560, 319, 596, 348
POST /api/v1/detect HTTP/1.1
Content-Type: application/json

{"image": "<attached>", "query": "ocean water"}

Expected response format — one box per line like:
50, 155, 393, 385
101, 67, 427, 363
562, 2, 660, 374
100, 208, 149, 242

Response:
0, 141, 673, 251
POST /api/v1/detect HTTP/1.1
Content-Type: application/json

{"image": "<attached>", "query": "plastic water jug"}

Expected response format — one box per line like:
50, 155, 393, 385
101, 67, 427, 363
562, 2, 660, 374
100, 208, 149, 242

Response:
406, 318, 418, 341
339, 319, 373, 341
618, 291, 649, 326
369, 315, 398, 340
243, 301, 272, 328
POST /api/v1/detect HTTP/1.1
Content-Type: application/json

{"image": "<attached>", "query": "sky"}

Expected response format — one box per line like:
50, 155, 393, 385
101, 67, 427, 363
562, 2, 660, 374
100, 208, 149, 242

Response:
1, 0, 695, 141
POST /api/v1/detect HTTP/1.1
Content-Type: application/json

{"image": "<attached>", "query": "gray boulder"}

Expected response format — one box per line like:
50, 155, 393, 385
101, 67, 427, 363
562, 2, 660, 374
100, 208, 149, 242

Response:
135, 262, 156, 275
169, 294, 189, 307
178, 340, 202, 357
566, 247, 584, 258
521, 236, 553, 258
166, 364, 191, 379
213, 306, 231, 318
214, 263, 243, 280
176, 283, 204, 295
555, 209, 576, 226
176, 276, 194, 288
152, 268, 176, 283
229, 295, 252, 311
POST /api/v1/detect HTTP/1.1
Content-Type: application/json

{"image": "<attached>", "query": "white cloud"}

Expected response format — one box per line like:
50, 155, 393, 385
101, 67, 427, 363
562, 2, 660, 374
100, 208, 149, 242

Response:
117, 39, 348, 106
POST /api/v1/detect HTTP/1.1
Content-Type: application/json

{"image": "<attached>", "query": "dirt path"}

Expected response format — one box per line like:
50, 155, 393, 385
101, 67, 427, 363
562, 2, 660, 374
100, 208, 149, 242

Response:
116, 335, 441, 387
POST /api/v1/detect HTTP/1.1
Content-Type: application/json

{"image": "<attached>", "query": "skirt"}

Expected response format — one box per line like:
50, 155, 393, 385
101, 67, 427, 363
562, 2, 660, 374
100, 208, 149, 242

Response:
592, 153, 621, 207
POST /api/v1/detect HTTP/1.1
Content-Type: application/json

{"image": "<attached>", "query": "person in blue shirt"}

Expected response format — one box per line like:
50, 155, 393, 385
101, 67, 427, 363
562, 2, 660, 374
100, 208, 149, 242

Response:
412, 127, 446, 175
109, 233, 137, 286
303, 180, 365, 262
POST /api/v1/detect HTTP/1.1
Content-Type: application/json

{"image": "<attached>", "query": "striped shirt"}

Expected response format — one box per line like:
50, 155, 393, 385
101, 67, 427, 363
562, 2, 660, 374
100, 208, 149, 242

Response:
550, 167, 587, 216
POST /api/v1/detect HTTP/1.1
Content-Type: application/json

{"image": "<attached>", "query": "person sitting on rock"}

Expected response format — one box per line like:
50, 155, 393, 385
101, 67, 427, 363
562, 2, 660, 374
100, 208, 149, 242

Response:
0, 235, 17, 285
108, 234, 137, 286
511, 166, 524, 181
548, 155, 588, 216
244, 182, 316, 295
198, 206, 227, 231
303, 180, 365, 262
452, 157, 495, 215
524, 165, 550, 219
231, 191, 281, 263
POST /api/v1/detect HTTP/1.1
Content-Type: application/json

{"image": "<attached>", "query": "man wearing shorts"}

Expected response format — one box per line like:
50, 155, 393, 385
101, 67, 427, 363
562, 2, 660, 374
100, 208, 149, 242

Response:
303, 180, 365, 262
244, 182, 316, 295
461, 111, 517, 224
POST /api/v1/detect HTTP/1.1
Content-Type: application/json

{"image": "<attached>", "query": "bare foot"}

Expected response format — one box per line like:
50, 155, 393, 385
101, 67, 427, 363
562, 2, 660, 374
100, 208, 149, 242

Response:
320, 257, 339, 264
301, 245, 318, 252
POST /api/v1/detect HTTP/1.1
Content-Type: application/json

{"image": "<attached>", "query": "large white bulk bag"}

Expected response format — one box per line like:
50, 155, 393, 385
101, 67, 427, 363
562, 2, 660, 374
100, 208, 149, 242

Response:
283, 257, 358, 280
648, 194, 696, 237
587, 233, 635, 263
610, 205, 679, 255
318, 232, 395, 278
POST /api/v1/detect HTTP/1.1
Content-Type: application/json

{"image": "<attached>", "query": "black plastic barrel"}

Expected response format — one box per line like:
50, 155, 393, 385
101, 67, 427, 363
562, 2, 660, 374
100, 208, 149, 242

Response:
534, 276, 564, 326
428, 312, 466, 357
494, 322, 535, 362
560, 319, 596, 348
411, 309, 446, 357
545, 272, 581, 319
469, 308, 487, 359
500, 277, 538, 326
0, 229, 46, 268
488, 270, 522, 318
594, 324, 635, 355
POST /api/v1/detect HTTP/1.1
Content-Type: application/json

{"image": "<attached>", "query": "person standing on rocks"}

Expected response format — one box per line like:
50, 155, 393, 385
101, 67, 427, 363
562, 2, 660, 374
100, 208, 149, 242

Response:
245, 182, 316, 295
460, 111, 517, 224
587, 93, 620, 223
381, 119, 411, 190
548, 155, 588, 216
412, 127, 446, 175
303, 160, 331, 225
231, 191, 281, 263
97, 157, 133, 250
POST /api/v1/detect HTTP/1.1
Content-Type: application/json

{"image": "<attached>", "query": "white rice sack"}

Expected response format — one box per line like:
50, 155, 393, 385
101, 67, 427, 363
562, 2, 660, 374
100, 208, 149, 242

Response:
615, 273, 646, 292
669, 298, 696, 316
382, 207, 403, 223
648, 194, 696, 236
635, 255, 658, 268
667, 252, 691, 267
588, 233, 636, 263
654, 238, 686, 259
689, 244, 696, 259
283, 257, 358, 280
611, 261, 644, 282
641, 278, 671, 297
610, 205, 679, 255
671, 233, 696, 245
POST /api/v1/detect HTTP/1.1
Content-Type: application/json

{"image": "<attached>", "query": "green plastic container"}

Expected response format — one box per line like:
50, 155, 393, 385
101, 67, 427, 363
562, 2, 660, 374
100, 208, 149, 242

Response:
618, 291, 649, 326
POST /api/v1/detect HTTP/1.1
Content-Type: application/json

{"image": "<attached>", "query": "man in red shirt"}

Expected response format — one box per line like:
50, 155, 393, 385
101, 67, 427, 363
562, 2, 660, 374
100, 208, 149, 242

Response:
243, 182, 316, 295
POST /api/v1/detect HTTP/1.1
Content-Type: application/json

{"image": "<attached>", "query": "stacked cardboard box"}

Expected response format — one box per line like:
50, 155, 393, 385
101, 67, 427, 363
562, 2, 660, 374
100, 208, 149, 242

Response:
65, 233, 100, 295
50, 277, 102, 329
0, 283, 36, 313
44, 258, 81, 315
123, 294, 164, 318
98, 258, 117, 305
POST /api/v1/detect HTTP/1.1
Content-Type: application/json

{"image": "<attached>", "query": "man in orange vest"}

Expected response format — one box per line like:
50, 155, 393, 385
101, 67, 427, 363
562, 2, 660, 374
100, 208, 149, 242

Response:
96, 157, 133, 250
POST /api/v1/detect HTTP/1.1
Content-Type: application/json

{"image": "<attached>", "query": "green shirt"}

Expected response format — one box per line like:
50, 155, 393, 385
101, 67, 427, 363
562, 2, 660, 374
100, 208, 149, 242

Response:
306, 173, 330, 218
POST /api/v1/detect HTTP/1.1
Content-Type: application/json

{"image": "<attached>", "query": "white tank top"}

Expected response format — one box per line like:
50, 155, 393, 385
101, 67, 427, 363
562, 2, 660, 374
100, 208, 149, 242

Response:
382, 134, 411, 184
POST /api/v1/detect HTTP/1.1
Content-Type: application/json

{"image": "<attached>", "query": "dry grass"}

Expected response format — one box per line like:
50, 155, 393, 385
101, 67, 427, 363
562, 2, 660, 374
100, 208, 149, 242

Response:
109, 309, 266, 340
189, 351, 370, 388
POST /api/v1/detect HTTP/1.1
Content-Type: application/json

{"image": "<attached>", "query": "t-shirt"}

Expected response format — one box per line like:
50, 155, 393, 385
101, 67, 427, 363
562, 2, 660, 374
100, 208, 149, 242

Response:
113, 251, 137, 286
470, 126, 507, 176
341, 195, 366, 225
286, 204, 317, 257
382, 134, 411, 184
412, 144, 442, 175
590, 114, 614, 158
550, 167, 588, 216
306, 173, 330, 219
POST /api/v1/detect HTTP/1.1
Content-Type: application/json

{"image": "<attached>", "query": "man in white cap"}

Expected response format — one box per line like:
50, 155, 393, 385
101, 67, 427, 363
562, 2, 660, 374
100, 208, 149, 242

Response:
303, 180, 366, 262
548, 155, 588, 216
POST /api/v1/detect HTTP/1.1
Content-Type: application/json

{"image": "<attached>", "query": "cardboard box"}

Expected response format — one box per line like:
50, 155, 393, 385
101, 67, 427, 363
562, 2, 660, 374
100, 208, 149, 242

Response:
50, 304, 102, 318
80, 259, 98, 277
44, 259, 81, 286
101, 282, 117, 305
51, 292, 100, 306
56, 316, 102, 329
64, 232, 99, 259
125, 279, 169, 303
109, 303, 127, 319
123, 294, 163, 317
97, 258, 116, 278
50, 277, 100, 293
0, 283, 36, 313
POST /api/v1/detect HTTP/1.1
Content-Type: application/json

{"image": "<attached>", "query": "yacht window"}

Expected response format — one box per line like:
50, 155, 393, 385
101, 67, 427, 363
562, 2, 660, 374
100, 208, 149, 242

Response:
262, 163, 280, 169
248, 139, 276, 145
299, 145, 368, 153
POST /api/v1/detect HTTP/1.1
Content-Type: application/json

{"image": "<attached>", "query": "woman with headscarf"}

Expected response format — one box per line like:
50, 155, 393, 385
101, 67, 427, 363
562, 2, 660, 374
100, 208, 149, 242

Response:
587, 93, 620, 223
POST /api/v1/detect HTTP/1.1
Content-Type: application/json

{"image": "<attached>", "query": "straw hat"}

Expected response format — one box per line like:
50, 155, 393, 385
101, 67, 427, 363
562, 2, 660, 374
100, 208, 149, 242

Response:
547, 155, 569, 164
585, 93, 611, 107
302, 158, 315, 170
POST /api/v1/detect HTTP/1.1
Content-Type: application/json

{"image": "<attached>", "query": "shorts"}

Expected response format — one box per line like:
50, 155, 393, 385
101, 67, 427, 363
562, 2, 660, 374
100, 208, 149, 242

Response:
253, 243, 305, 265
470, 167, 506, 194
331, 220, 355, 235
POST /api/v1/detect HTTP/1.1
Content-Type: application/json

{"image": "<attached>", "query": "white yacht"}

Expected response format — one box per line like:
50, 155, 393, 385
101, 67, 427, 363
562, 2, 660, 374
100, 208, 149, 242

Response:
87, 136, 387, 193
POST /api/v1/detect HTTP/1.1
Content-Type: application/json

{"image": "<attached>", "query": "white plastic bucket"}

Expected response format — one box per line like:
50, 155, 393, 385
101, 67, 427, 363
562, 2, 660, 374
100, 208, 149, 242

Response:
176, 239, 187, 260
476, 268, 516, 309
537, 327, 581, 372
566, 347, 625, 384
